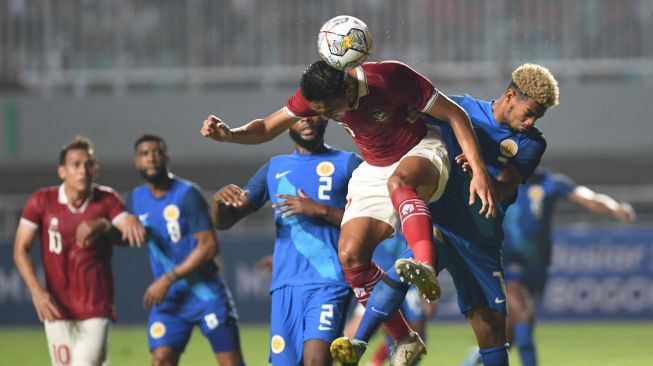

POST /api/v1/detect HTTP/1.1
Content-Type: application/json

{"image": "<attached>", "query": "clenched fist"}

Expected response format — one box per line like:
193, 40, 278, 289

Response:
201, 115, 232, 142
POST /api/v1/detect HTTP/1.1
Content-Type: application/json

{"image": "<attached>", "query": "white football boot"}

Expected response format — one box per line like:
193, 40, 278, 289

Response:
395, 258, 441, 302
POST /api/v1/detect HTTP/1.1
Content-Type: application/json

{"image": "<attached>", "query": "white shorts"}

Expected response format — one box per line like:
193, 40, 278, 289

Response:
44, 317, 111, 366
342, 126, 450, 232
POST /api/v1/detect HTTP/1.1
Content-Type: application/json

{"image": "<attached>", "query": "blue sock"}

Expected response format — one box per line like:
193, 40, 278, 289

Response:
354, 275, 409, 342
514, 322, 536, 366
479, 344, 509, 366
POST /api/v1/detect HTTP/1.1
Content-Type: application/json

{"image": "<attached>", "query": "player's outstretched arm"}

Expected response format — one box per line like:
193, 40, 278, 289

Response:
200, 108, 300, 145
456, 154, 524, 202
568, 186, 636, 222
425, 93, 498, 218
13, 224, 62, 321
272, 188, 344, 227
211, 184, 255, 229
143, 229, 218, 308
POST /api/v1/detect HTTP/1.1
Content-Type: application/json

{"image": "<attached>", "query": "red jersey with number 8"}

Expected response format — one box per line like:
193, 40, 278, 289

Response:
20, 184, 127, 320
285, 61, 439, 166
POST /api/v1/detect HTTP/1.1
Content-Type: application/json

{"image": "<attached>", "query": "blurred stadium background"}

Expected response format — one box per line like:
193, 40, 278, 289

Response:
1, 0, 652, 365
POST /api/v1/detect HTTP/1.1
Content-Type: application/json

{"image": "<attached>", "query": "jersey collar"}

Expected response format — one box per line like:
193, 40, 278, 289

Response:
350, 66, 369, 110
58, 184, 92, 214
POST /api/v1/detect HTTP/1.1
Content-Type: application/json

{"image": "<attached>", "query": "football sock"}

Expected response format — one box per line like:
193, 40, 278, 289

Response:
342, 262, 384, 304
390, 186, 435, 266
354, 274, 410, 342
371, 341, 389, 365
479, 344, 510, 366
515, 322, 537, 366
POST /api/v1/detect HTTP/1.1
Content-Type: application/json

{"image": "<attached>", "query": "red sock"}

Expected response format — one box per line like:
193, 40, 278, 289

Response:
371, 341, 389, 365
382, 310, 412, 341
391, 186, 436, 266
342, 262, 384, 303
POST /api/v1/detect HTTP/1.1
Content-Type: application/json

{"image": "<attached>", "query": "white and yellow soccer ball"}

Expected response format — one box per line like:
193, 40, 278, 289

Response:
317, 15, 372, 70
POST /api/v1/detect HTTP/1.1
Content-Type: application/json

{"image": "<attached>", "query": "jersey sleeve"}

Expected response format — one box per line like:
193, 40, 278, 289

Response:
124, 191, 134, 214
285, 89, 319, 118
346, 153, 363, 178
181, 186, 214, 234
100, 187, 128, 224
20, 190, 45, 229
243, 162, 270, 211
550, 173, 577, 198
387, 62, 438, 113
511, 136, 547, 182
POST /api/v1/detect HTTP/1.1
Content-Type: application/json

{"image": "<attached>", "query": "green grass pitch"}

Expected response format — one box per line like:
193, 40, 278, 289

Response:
0, 322, 649, 365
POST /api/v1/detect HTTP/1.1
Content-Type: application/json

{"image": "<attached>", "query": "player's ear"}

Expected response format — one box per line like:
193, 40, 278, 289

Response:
57, 165, 66, 181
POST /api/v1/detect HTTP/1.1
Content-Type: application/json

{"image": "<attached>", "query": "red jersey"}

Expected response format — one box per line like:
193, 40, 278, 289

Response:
20, 184, 127, 320
285, 61, 438, 166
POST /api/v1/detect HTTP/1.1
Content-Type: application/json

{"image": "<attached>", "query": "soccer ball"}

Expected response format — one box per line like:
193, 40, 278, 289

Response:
317, 15, 372, 70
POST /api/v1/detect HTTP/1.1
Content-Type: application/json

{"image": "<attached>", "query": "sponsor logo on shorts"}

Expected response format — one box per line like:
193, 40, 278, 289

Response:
149, 321, 166, 339
316, 161, 335, 177
271, 335, 285, 354
495, 297, 506, 304
368, 107, 388, 122
163, 204, 180, 221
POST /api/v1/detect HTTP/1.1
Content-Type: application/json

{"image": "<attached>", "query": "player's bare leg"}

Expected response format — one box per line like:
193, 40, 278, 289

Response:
151, 346, 181, 366
215, 349, 245, 366
303, 339, 333, 366
336, 217, 414, 363
466, 306, 509, 366
388, 155, 441, 301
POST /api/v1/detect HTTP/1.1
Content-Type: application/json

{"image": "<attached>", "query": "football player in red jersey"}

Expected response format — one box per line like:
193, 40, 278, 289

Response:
201, 60, 496, 363
13, 136, 145, 366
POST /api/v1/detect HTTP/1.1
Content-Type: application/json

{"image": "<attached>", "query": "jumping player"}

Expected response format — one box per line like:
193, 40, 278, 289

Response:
213, 116, 360, 365
13, 135, 145, 366
126, 134, 245, 366
201, 60, 497, 363
496, 168, 635, 366
338, 64, 559, 366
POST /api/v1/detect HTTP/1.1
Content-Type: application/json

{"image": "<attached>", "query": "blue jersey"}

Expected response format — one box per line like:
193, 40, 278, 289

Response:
244, 146, 362, 291
503, 169, 576, 266
127, 177, 228, 305
427, 94, 547, 247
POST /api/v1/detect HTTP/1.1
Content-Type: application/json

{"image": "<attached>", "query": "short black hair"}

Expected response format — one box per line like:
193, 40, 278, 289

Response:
300, 60, 349, 101
59, 135, 95, 165
134, 133, 167, 152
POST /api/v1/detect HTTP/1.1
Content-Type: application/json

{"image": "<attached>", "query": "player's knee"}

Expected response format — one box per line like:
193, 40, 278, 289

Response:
387, 172, 411, 192
151, 351, 178, 366
338, 245, 366, 268
468, 307, 506, 348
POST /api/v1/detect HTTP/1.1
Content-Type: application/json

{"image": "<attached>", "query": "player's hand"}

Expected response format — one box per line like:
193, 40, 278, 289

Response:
469, 169, 498, 218
455, 153, 471, 173
31, 289, 62, 322
213, 184, 249, 207
273, 189, 323, 219
201, 115, 232, 142
119, 215, 146, 247
76, 218, 110, 247
615, 202, 636, 222
143, 276, 172, 309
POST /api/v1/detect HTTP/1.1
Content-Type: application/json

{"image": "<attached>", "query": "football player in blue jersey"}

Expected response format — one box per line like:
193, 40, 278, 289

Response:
212, 115, 362, 366
126, 134, 245, 366
494, 168, 635, 366
335, 64, 559, 366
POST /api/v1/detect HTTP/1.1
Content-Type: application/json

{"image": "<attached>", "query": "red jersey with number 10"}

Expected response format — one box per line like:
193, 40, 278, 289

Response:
285, 61, 439, 166
20, 184, 127, 320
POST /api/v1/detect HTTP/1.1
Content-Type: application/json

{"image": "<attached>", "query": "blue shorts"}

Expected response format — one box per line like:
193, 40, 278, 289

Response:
147, 295, 241, 353
269, 284, 352, 366
434, 227, 507, 315
504, 259, 548, 300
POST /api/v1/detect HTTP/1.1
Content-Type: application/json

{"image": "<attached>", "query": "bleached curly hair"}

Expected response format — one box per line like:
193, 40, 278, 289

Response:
510, 63, 559, 108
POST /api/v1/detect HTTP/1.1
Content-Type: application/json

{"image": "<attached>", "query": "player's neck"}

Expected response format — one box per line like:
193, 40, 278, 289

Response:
146, 175, 174, 197
492, 97, 509, 126
63, 184, 91, 207
295, 142, 326, 155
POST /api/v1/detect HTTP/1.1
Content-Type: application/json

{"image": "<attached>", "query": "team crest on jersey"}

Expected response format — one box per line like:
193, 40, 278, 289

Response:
163, 204, 180, 221
527, 185, 545, 200
368, 107, 387, 122
499, 139, 519, 158
150, 321, 166, 339
271, 335, 285, 354
316, 161, 335, 177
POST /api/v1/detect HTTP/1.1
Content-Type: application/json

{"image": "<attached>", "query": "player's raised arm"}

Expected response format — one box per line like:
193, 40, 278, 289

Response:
425, 93, 498, 217
201, 108, 300, 145
569, 186, 636, 222
13, 223, 62, 321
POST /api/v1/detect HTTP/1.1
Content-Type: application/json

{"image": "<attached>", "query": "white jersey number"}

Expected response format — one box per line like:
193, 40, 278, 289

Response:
318, 177, 332, 200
